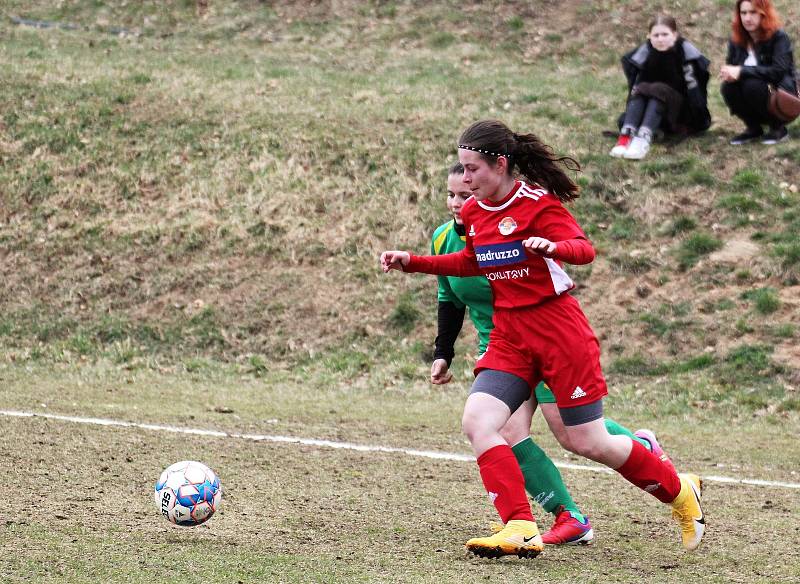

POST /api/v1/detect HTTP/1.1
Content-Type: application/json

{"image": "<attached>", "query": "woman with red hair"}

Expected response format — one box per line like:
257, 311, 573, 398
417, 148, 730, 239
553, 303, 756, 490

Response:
720, 0, 797, 144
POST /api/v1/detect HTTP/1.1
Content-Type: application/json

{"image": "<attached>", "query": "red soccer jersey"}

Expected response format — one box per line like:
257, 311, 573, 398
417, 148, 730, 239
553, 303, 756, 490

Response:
405, 181, 595, 309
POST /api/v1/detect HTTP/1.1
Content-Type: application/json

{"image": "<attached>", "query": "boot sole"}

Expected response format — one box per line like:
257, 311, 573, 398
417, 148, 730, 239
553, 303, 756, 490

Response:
467, 544, 543, 559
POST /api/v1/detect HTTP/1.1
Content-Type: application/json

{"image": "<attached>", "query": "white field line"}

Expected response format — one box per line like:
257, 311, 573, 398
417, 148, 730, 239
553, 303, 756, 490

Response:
2, 409, 799, 490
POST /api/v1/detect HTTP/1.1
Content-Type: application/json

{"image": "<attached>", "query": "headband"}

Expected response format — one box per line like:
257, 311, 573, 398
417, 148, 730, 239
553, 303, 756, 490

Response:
458, 144, 512, 158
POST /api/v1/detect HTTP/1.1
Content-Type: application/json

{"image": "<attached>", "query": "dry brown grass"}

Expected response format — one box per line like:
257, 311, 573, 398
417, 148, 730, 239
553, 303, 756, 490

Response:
0, 0, 798, 381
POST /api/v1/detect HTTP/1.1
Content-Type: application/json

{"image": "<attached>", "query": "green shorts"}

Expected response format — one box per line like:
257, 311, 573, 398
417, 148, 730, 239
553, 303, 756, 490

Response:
534, 381, 556, 404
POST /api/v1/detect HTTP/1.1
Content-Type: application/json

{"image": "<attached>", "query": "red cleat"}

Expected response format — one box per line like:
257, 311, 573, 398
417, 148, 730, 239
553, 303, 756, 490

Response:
541, 506, 594, 546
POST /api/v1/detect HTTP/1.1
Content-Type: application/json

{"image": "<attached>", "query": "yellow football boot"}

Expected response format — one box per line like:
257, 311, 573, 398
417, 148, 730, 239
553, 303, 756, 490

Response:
671, 473, 705, 551
465, 519, 543, 559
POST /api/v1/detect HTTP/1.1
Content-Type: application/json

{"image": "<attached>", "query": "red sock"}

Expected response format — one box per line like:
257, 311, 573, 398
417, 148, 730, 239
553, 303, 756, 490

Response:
477, 445, 534, 523
616, 440, 681, 503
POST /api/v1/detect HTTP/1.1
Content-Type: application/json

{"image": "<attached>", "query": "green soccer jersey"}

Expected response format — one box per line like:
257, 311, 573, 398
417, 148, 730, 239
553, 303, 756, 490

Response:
431, 219, 494, 355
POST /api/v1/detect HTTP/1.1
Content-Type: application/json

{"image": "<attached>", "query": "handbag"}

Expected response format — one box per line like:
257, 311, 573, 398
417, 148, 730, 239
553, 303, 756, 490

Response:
768, 84, 800, 123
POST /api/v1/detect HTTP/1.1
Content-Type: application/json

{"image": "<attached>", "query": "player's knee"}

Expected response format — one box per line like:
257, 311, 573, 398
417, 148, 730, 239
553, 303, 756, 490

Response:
564, 435, 603, 460
497, 425, 516, 444
569, 438, 607, 461
552, 431, 574, 452
498, 417, 529, 445
461, 410, 481, 442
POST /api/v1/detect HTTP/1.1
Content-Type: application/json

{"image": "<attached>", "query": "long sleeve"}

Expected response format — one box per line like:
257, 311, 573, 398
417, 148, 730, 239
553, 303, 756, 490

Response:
406, 249, 483, 277
532, 204, 596, 265
433, 301, 466, 367
725, 39, 736, 66
551, 237, 595, 265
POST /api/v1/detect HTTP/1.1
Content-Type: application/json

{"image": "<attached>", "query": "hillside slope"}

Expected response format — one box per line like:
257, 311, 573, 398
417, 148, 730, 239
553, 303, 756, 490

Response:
1, 1, 798, 395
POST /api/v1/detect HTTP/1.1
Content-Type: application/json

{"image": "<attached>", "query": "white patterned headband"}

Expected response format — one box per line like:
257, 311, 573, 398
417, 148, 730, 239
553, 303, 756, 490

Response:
458, 144, 512, 158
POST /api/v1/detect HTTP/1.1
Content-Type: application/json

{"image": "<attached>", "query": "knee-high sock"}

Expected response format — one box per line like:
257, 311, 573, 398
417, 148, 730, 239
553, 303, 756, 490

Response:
512, 437, 582, 518
605, 418, 651, 450
477, 444, 534, 523
615, 440, 681, 503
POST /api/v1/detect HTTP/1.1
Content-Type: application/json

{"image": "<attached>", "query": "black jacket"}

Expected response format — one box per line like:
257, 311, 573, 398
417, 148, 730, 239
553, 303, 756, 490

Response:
726, 29, 798, 93
622, 38, 712, 133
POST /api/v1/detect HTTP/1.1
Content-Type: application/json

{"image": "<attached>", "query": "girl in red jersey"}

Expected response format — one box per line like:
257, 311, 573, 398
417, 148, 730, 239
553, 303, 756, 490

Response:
381, 120, 705, 558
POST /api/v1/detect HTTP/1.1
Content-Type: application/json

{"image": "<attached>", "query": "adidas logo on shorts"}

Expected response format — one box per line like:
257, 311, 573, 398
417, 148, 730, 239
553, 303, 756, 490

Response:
570, 386, 587, 400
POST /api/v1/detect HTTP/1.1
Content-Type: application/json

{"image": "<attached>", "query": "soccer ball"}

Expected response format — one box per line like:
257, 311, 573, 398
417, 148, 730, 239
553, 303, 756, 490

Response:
154, 460, 222, 526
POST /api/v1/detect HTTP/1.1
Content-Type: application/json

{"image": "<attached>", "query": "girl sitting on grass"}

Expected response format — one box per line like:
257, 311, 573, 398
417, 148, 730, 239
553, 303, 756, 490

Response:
611, 14, 711, 160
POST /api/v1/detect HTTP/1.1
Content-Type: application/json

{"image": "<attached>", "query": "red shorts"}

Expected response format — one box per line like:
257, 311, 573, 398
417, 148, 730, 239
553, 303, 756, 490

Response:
475, 294, 608, 408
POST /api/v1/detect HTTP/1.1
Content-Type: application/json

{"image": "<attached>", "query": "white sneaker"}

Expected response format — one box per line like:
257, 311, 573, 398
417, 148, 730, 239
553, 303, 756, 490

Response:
609, 134, 632, 158
623, 136, 651, 160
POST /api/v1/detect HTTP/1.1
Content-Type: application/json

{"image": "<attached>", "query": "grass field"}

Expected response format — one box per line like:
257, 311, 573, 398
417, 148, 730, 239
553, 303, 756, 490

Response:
2, 0, 800, 582
1, 365, 799, 583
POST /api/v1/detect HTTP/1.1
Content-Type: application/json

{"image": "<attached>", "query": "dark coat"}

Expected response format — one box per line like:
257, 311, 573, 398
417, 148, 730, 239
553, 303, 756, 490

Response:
621, 38, 712, 134
726, 29, 798, 93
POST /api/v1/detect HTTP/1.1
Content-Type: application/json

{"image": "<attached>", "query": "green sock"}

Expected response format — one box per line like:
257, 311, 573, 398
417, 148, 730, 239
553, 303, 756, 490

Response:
604, 418, 651, 450
511, 436, 585, 522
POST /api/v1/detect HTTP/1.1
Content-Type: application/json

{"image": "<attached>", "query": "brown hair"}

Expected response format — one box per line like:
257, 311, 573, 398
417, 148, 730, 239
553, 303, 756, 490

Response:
458, 120, 580, 202
732, 0, 782, 46
449, 161, 464, 175
649, 14, 677, 33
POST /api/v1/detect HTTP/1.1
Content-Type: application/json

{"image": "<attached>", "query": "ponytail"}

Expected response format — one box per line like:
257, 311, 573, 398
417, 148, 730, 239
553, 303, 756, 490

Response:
458, 120, 581, 203
512, 132, 581, 202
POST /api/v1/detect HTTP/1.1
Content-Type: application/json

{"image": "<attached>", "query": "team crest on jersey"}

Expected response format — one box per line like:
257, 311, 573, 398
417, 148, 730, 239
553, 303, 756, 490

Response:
498, 216, 517, 236
468, 224, 476, 237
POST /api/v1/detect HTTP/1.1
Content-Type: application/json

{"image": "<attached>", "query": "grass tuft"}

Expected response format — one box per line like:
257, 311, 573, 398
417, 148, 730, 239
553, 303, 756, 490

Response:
387, 292, 421, 334
719, 344, 782, 386
674, 232, 723, 270
741, 287, 781, 315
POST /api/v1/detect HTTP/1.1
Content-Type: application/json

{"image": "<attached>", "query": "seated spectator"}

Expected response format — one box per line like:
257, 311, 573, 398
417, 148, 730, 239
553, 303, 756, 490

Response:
720, 0, 798, 145
610, 14, 711, 160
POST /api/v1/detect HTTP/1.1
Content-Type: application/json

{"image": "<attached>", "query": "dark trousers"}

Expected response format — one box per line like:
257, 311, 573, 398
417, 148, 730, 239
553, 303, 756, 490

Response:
721, 78, 780, 128
622, 95, 664, 133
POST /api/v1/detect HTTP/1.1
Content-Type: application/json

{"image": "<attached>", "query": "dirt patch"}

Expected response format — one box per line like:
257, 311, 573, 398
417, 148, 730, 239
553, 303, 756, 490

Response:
709, 239, 761, 264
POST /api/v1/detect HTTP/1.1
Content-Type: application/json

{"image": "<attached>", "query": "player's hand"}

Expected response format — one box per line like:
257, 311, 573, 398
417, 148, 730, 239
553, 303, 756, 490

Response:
380, 250, 410, 272
522, 237, 557, 257
430, 359, 453, 385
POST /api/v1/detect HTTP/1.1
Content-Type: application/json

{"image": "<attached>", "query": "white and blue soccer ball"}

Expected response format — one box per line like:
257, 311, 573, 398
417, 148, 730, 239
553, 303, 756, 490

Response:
154, 460, 222, 526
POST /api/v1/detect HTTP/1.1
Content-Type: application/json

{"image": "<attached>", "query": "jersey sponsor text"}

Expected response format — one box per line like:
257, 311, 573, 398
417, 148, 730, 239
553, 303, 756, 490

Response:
474, 241, 525, 268
486, 267, 530, 281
